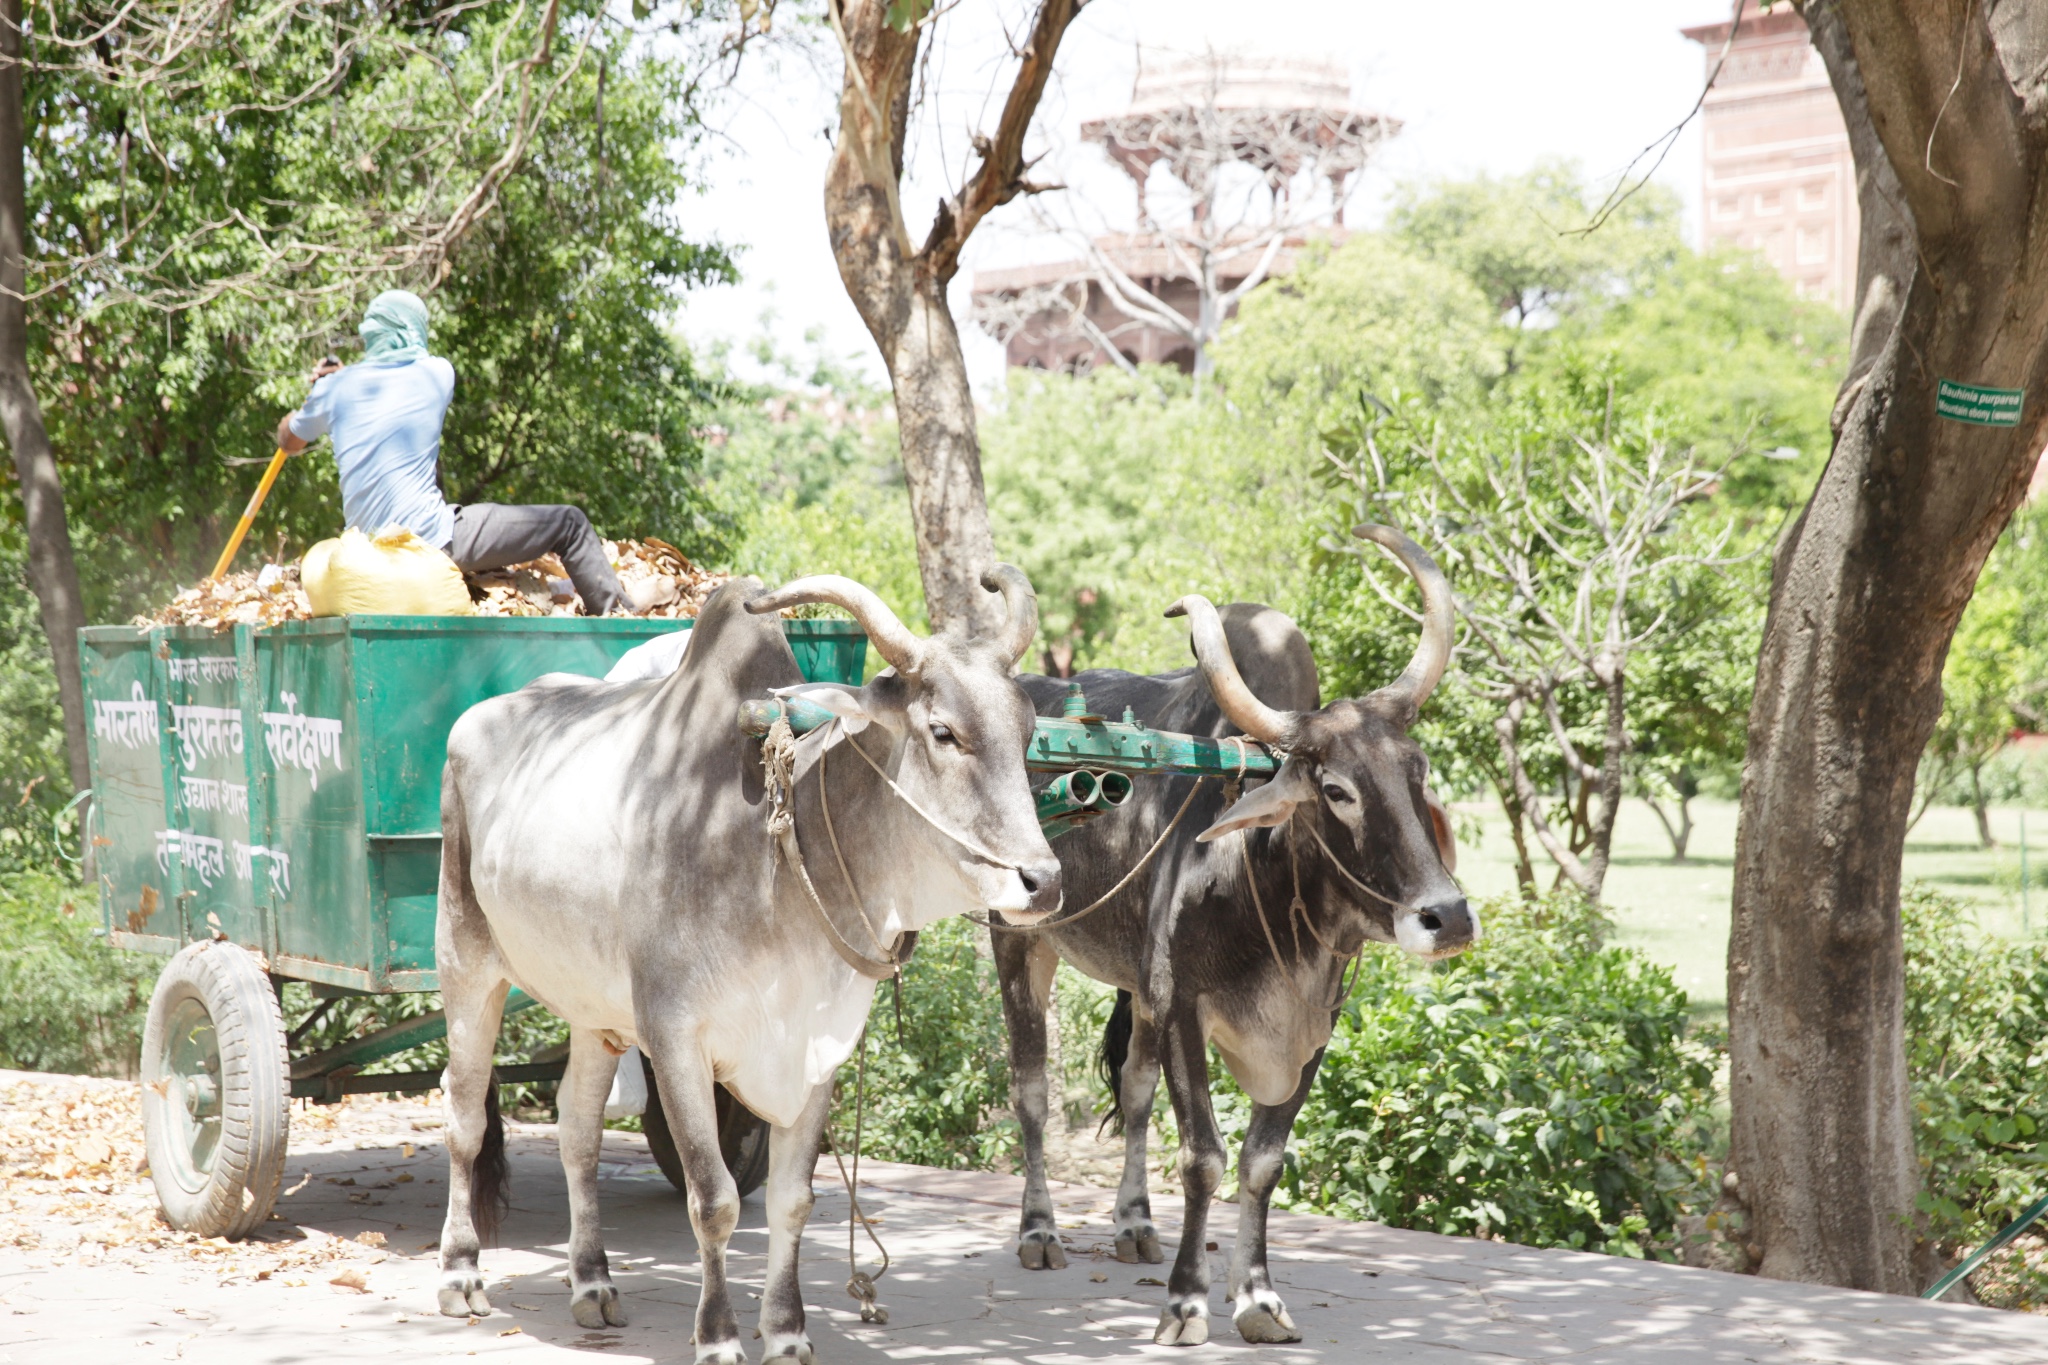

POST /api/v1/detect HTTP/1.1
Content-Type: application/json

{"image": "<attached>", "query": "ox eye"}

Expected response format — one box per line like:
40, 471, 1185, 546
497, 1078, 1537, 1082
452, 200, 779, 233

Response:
930, 723, 958, 746
1322, 784, 1352, 804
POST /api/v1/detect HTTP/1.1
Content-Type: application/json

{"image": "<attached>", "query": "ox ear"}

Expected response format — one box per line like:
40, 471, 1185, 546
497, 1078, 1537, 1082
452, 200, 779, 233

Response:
1196, 758, 1315, 843
771, 682, 875, 735
1425, 785, 1457, 875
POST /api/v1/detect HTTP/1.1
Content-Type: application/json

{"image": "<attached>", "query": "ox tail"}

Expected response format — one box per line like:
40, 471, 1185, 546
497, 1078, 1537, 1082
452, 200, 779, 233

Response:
474, 1078, 511, 1244
1096, 989, 1134, 1138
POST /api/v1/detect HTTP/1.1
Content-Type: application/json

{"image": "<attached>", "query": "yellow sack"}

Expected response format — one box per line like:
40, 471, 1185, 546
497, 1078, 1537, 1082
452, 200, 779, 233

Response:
302, 526, 475, 618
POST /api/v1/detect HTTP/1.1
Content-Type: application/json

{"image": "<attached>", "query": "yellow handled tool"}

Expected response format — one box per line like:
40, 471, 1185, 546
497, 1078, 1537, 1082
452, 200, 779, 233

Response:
208, 447, 290, 582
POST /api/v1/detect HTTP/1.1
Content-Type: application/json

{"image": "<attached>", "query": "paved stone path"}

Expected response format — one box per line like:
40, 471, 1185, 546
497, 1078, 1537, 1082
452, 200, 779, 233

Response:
3, 1095, 2046, 1363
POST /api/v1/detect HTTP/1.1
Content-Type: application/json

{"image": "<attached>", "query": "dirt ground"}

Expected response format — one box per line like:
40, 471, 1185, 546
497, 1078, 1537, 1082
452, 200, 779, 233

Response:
8, 1068, 2048, 1365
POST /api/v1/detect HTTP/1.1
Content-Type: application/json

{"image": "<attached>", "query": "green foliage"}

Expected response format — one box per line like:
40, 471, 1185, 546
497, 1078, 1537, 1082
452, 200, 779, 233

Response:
25, 2, 734, 605
1533, 249, 1847, 512
0, 871, 154, 1076
1901, 884, 2048, 1294
835, 918, 1015, 1170
1212, 234, 1500, 432
1924, 503, 2048, 823
1389, 160, 1681, 330
982, 367, 1191, 670
1275, 894, 1720, 1255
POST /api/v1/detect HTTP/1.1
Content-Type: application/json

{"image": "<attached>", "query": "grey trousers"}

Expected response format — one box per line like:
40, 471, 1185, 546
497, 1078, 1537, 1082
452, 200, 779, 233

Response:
446, 503, 624, 616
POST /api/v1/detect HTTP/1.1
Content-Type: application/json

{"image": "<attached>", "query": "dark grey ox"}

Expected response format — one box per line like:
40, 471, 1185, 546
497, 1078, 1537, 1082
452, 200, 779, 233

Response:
434, 572, 1061, 1364
996, 524, 1474, 1347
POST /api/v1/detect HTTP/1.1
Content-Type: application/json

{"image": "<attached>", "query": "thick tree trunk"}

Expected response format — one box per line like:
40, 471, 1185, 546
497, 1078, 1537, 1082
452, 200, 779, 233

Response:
0, 0, 89, 792
877, 279, 1000, 633
1731, 0, 2048, 1294
824, 0, 1079, 636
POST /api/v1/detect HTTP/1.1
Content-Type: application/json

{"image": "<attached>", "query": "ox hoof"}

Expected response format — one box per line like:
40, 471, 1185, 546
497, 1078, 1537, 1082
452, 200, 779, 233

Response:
1154, 1301, 1210, 1347
694, 1344, 745, 1365
1017, 1230, 1067, 1270
1234, 1294, 1300, 1344
572, 1284, 628, 1329
437, 1273, 491, 1318
1115, 1225, 1165, 1264
763, 1331, 817, 1363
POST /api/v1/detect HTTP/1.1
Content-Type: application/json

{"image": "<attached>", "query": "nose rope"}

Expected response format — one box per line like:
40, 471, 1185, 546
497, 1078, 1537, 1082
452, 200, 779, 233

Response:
981, 776, 1209, 934
837, 726, 1026, 871
1303, 817, 1437, 917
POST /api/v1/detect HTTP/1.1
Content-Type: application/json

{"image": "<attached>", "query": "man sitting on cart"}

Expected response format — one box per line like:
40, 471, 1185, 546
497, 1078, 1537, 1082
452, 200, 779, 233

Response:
276, 289, 627, 615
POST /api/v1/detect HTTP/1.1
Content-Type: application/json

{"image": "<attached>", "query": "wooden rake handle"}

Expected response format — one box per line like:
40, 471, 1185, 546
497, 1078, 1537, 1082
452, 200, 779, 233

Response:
208, 447, 290, 582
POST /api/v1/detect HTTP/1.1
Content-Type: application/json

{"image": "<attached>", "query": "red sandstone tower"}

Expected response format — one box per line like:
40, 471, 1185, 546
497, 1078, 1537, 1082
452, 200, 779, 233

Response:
1682, 2, 1858, 311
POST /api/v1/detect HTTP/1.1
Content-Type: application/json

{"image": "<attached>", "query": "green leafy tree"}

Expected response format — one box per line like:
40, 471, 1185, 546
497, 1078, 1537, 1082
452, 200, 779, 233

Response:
1, 4, 738, 823
7, 0, 759, 790
1389, 160, 1680, 365
1924, 502, 2048, 845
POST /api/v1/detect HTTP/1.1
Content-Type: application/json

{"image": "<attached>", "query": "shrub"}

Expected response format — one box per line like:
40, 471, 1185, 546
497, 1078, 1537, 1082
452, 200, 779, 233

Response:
0, 870, 155, 1076
836, 917, 1015, 1170
1902, 884, 2048, 1307
1271, 893, 1720, 1257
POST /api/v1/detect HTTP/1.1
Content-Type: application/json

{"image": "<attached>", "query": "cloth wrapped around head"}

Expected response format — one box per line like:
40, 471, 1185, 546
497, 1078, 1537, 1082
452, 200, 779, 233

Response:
359, 290, 431, 362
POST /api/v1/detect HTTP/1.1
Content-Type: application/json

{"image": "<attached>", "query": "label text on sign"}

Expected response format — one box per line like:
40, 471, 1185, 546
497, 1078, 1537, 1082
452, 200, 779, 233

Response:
1936, 379, 2025, 427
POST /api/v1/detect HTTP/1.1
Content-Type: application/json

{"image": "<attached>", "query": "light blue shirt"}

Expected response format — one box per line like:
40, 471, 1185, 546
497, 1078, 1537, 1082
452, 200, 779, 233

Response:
289, 356, 457, 549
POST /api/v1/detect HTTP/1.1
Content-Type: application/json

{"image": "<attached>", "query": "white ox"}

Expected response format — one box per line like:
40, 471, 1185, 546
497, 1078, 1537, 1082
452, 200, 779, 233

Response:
432, 571, 1061, 1364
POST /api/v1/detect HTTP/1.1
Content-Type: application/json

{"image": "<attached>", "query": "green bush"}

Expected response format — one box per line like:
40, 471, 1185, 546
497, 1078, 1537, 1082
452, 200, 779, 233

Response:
836, 917, 1015, 1170
1271, 893, 1720, 1257
0, 870, 155, 1076
1902, 884, 2048, 1306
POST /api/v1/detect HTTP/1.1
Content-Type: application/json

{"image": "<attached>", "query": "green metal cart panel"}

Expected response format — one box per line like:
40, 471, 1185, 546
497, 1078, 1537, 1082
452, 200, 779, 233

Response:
83, 616, 867, 994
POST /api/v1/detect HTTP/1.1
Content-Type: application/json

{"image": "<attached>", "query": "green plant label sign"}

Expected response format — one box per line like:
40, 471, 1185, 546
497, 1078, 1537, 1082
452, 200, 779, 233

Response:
1936, 379, 2025, 427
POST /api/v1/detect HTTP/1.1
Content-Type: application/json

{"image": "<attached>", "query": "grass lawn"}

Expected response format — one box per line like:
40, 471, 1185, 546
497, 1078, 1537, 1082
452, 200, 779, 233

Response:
1450, 796, 2048, 1019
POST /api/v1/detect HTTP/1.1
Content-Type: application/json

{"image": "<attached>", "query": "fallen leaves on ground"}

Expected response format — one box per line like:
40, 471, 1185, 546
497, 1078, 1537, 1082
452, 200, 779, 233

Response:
0, 1073, 425, 1283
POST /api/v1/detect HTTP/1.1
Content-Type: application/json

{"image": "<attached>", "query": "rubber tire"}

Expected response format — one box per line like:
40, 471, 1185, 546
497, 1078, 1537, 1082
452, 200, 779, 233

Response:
140, 941, 290, 1239
640, 1053, 772, 1199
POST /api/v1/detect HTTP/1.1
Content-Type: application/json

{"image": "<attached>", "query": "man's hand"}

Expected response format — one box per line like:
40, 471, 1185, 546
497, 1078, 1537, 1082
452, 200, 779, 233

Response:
278, 356, 341, 453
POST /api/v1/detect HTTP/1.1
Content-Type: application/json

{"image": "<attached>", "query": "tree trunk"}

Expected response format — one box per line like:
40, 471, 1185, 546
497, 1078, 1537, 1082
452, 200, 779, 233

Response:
0, 0, 89, 792
1969, 761, 1995, 849
824, 0, 1080, 635
1646, 795, 1694, 863
1730, 0, 2048, 1294
877, 282, 1000, 633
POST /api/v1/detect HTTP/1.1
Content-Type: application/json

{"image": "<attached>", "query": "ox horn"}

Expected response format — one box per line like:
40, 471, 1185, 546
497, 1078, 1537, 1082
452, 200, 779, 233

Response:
747, 574, 923, 673
980, 564, 1039, 666
1354, 523, 1454, 710
1164, 594, 1300, 748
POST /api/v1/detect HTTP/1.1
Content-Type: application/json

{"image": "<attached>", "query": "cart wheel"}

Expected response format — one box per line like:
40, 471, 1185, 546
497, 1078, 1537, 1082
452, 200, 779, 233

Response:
140, 941, 290, 1239
640, 1053, 772, 1199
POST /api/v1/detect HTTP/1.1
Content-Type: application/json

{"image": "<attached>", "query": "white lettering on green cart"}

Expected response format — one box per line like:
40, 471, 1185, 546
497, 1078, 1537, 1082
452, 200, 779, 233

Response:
167, 657, 238, 684
178, 776, 249, 816
93, 683, 159, 749
155, 828, 227, 887
261, 693, 345, 789
171, 704, 243, 769
233, 841, 293, 897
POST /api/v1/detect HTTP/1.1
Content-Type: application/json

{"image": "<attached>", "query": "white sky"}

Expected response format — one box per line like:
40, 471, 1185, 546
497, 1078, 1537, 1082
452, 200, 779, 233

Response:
671, 0, 1729, 391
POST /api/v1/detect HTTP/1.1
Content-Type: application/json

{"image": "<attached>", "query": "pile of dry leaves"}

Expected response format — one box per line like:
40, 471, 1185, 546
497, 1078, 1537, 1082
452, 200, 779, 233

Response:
468, 537, 727, 618
0, 1072, 403, 1285
140, 564, 313, 628
137, 537, 728, 628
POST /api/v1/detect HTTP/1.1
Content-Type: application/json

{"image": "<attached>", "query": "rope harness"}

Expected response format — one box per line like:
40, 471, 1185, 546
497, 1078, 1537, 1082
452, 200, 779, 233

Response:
830, 1026, 890, 1323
